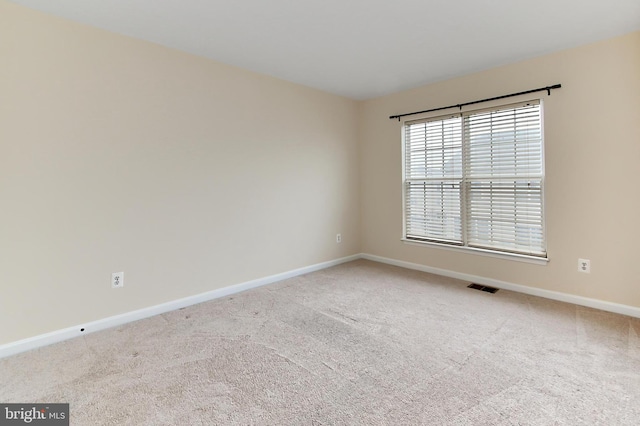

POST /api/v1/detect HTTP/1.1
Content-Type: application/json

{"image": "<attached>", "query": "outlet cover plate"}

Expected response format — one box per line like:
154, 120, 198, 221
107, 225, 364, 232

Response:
112, 272, 124, 288
578, 259, 591, 273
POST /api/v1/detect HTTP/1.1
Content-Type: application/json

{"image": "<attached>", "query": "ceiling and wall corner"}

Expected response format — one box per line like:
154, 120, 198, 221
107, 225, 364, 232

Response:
6, 0, 640, 100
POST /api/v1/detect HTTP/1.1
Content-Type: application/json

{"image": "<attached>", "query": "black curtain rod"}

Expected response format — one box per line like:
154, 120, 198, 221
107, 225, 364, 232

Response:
389, 84, 562, 121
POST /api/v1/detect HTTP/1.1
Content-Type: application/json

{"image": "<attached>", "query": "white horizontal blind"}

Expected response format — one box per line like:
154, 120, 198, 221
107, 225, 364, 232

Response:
464, 102, 544, 256
403, 100, 546, 257
404, 115, 463, 244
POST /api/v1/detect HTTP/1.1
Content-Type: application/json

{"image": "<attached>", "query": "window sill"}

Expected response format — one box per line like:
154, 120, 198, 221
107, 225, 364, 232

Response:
401, 239, 549, 265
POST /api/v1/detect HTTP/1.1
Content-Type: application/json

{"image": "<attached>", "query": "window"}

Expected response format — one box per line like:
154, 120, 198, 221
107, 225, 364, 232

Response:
403, 100, 545, 258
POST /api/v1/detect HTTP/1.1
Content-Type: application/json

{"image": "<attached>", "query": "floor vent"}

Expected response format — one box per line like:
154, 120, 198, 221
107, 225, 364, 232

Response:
467, 283, 499, 294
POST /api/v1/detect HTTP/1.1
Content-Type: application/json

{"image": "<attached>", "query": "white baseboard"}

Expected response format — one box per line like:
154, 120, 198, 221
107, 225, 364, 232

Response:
361, 253, 640, 319
4, 252, 638, 359
0, 254, 360, 359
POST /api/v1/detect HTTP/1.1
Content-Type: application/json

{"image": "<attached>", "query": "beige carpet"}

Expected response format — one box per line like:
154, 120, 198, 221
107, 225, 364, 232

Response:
2, 260, 640, 425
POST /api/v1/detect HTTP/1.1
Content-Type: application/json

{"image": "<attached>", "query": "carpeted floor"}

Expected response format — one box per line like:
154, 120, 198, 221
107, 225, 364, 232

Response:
2, 260, 640, 425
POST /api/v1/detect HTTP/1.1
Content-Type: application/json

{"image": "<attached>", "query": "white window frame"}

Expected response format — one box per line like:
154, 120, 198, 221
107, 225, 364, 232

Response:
401, 98, 548, 264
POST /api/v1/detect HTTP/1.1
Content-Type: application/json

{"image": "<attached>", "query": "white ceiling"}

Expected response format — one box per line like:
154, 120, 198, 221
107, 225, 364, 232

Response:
9, 0, 640, 100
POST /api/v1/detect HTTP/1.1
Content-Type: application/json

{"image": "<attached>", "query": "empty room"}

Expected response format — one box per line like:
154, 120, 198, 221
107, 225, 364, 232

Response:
1, 0, 639, 424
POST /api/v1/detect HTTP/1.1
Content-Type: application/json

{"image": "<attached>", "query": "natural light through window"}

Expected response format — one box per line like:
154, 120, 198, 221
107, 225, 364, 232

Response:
402, 100, 546, 258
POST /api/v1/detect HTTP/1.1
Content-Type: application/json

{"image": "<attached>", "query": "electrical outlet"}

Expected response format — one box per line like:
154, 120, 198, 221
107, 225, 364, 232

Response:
112, 272, 124, 288
578, 259, 590, 273
336, 233, 342, 243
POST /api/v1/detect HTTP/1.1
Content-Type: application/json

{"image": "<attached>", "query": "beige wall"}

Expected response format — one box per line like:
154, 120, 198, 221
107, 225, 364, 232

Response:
0, 1, 360, 345
360, 32, 640, 307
